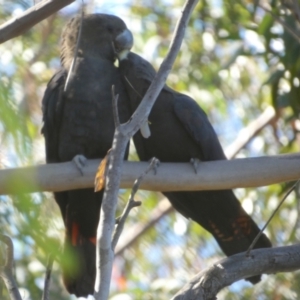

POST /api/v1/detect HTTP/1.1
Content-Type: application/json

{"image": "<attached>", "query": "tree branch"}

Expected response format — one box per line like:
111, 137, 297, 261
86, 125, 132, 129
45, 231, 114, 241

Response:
41, 254, 54, 300
115, 198, 173, 256
0, 154, 300, 195
258, 3, 300, 44
0, 235, 21, 300
112, 159, 159, 251
171, 244, 300, 300
94, 1, 199, 299
115, 106, 277, 255
0, 0, 75, 44
224, 106, 276, 159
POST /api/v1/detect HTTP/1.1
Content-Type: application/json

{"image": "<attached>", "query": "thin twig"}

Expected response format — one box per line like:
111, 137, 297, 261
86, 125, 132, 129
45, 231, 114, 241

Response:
281, 0, 300, 23
224, 106, 275, 159
0, 236, 13, 270
292, 0, 300, 22
259, 3, 300, 44
115, 198, 173, 255
112, 158, 159, 250
0, 235, 21, 300
246, 179, 300, 256
41, 254, 54, 300
111, 86, 120, 127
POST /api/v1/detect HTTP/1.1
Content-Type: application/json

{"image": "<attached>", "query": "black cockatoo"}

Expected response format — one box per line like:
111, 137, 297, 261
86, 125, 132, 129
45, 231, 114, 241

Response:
41, 14, 133, 297
114, 50, 272, 284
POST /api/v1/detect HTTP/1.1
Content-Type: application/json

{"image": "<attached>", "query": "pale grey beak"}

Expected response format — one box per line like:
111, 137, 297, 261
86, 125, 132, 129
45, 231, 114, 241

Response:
114, 29, 133, 60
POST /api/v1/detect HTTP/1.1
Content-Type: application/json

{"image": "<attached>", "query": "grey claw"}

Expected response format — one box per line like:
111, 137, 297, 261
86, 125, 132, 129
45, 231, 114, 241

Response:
190, 158, 201, 174
150, 157, 160, 175
73, 154, 87, 175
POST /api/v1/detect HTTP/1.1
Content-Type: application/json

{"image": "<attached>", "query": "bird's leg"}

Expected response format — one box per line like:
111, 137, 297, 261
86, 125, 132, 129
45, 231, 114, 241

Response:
72, 154, 87, 175
190, 158, 201, 174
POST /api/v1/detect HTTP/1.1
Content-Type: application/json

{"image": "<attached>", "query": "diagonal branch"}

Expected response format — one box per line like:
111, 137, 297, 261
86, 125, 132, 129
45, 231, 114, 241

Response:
258, 3, 300, 43
115, 198, 173, 256
94, 1, 199, 299
224, 106, 276, 159
112, 158, 159, 251
0, 0, 75, 44
122, 0, 199, 137
171, 244, 300, 300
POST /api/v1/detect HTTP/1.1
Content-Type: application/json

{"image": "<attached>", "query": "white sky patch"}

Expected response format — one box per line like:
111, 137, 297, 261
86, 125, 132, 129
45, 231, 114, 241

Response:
249, 136, 264, 153
244, 29, 265, 53
218, 28, 229, 38
293, 77, 300, 87
110, 294, 132, 300
18, 288, 30, 300
268, 195, 279, 211
173, 214, 188, 236
210, 0, 223, 19
242, 196, 254, 214
127, 16, 142, 35
236, 55, 248, 66
284, 70, 291, 79
270, 38, 284, 53
12, 40, 23, 55
12, 7, 24, 17
294, 119, 300, 131
30, 61, 47, 75
1, 50, 12, 65
202, 32, 215, 52
218, 69, 228, 79
229, 65, 240, 79
270, 23, 283, 35
143, 36, 161, 61
279, 77, 291, 93
189, 86, 214, 105
28, 260, 45, 273
12, 82, 23, 104
22, 48, 34, 61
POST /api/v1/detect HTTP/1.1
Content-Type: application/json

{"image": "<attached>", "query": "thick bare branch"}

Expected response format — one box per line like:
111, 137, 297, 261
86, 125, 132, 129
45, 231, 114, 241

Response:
0, 154, 300, 195
171, 244, 300, 300
0, 0, 75, 44
94, 131, 128, 300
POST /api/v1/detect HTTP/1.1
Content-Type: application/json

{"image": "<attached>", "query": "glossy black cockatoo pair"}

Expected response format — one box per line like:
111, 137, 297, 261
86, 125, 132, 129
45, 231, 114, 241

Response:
42, 13, 271, 297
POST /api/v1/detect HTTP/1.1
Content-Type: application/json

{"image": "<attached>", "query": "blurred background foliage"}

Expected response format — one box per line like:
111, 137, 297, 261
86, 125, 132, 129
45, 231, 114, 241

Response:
0, 0, 300, 299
